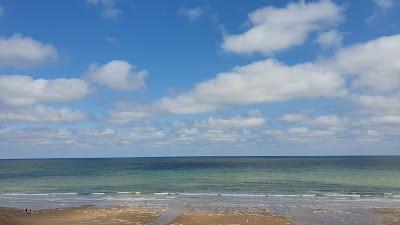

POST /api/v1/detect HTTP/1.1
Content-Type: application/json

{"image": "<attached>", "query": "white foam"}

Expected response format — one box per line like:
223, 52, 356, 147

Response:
154, 192, 169, 195
267, 194, 299, 197
220, 193, 265, 197
2, 193, 50, 196
91, 192, 106, 195
301, 194, 317, 198
178, 193, 219, 196
50, 193, 78, 195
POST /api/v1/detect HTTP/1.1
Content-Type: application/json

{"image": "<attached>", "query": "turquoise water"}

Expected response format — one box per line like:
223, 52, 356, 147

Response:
0, 156, 399, 197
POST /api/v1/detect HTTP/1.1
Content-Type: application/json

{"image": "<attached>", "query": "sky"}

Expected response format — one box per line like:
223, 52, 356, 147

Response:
0, 0, 399, 158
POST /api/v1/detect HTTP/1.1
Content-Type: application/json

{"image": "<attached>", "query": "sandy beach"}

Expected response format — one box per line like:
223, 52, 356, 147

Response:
0, 206, 296, 225
371, 208, 400, 225
167, 211, 294, 225
0, 206, 163, 225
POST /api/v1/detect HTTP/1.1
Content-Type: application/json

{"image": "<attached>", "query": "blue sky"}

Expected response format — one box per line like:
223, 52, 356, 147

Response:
0, 0, 399, 158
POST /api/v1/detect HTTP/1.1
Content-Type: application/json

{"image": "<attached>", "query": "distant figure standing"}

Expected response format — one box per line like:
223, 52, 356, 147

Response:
25, 208, 28, 214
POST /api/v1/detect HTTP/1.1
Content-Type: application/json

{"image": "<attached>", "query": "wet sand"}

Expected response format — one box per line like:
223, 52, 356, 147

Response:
1, 206, 398, 225
0, 206, 163, 225
371, 208, 400, 225
0, 207, 294, 225
167, 211, 294, 225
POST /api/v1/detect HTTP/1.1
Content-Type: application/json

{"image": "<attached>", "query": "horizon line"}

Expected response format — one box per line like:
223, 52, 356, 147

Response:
1, 154, 400, 160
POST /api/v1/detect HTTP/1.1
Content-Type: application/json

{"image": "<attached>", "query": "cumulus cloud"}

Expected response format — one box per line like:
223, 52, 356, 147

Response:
0, 34, 58, 68
179, 6, 203, 21
221, 0, 343, 55
154, 59, 344, 114
281, 113, 308, 123
0, 75, 90, 107
353, 94, 400, 113
363, 115, 400, 125
195, 116, 266, 128
265, 125, 338, 143
85, 60, 147, 91
108, 110, 150, 124
0, 105, 88, 123
327, 34, 400, 92
305, 115, 344, 127
316, 30, 343, 49
281, 113, 345, 128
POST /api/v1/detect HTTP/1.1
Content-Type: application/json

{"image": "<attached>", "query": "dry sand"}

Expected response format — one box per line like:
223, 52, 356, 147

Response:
371, 208, 400, 225
167, 211, 294, 225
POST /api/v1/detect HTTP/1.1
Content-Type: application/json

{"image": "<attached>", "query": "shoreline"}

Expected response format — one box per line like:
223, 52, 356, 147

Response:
1, 205, 400, 225
1, 196, 400, 225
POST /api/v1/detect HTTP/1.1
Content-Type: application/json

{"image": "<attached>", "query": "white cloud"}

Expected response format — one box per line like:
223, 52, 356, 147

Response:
101, 128, 116, 136
179, 6, 203, 21
353, 94, 400, 113
221, 0, 343, 55
108, 110, 150, 124
316, 30, 343, 49
265, 126, 335, 143
0, 105, 88, 123
305, 115, 344, 127
102, 8, 122, 19
281, 113, 308, 123
374, 0, 393, 9
0, 34, 58, 68
287, 127, 309, 134
86, 0, 122, 20
281, 113, 345, 128
126, 127, 166, 142
154, 59, 344, 114
0, 75, 90, 107
327, 34, 400, 92
367, 115, 400, 125
85, 60, 147, 91
196, 116, 266, 128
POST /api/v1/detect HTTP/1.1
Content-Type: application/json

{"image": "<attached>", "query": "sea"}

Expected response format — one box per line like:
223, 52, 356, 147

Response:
1, 156, 399, 224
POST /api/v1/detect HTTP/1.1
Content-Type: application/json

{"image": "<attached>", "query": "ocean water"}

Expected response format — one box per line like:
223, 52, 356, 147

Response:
1, 156, 399, 224
0, 156, 399, 198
